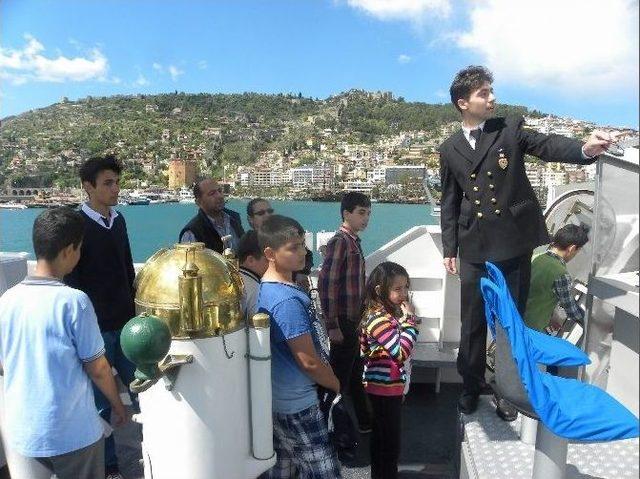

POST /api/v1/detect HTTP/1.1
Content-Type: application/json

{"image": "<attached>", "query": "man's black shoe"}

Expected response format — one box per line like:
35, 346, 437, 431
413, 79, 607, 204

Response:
458, 393, 479, 414
495, 398, 518, 422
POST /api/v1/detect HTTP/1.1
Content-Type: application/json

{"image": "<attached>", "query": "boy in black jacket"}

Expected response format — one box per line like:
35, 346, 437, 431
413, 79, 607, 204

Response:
65, 155, 136, 479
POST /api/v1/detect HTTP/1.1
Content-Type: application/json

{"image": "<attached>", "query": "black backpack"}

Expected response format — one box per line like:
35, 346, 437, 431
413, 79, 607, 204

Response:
319, 390, 359, 462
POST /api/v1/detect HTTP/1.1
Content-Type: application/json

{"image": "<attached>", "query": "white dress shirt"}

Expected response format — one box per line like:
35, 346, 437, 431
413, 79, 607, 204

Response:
461, 121, 486, 150
81, 203, 119, 229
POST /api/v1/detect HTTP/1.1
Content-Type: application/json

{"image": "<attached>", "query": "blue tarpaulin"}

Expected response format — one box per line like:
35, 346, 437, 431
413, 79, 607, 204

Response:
481, 262, 639, 442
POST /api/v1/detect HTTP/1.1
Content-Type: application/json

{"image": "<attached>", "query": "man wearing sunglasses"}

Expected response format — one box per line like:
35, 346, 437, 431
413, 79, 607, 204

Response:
247, 198, 274, 230
247, 197, 314, 290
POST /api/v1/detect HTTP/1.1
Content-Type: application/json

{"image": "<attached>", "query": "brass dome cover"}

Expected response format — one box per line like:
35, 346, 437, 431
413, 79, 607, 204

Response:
134, 242, 244, 339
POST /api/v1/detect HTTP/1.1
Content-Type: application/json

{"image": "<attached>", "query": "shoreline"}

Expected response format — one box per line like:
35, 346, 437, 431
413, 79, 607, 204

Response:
0, 196, 433, 208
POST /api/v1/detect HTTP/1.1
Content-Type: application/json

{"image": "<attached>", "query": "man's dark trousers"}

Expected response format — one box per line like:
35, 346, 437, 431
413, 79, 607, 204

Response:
330, 316, 371, 429
458, 253, 532, 395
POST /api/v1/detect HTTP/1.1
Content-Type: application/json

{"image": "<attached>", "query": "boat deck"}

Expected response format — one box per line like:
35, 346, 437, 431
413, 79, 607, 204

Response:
0, 383, 462, 479
460, 396, 640, 479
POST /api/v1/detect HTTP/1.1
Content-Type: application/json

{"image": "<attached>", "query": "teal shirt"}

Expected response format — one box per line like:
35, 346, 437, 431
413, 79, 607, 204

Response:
0, 277, 105, 457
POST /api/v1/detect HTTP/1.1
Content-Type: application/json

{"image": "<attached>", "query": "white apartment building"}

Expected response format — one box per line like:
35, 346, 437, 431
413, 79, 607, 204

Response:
290, 164, 334, 190
367, 167, 386, 184
250, 169, 283, 188
342, 180, 374, 195
239, 172, 250, 188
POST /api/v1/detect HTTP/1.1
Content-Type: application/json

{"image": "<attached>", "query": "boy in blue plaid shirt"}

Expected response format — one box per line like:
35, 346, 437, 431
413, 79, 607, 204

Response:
257, 215, 342, 479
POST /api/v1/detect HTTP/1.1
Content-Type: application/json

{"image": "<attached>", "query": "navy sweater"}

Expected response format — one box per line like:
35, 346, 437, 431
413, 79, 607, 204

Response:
65, 211, 136, 332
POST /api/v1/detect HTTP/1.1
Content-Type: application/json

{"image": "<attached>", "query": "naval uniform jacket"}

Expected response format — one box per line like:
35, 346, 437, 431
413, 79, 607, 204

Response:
439, 115, 594, 263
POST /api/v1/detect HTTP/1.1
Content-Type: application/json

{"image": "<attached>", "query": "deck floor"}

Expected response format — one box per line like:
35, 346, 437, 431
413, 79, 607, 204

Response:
0, 383, 462, 479
461, 396, 640, 479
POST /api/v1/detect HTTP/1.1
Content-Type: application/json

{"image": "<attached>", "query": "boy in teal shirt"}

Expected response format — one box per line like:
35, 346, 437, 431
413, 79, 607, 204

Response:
524, 224, 590, 332
0, 207, 127, 479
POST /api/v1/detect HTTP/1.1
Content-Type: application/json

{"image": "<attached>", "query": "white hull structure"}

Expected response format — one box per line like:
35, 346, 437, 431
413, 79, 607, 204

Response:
136, 332, 275, 479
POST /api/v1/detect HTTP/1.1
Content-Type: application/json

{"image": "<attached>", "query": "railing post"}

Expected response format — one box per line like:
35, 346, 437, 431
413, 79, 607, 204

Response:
532, 421, 567, 479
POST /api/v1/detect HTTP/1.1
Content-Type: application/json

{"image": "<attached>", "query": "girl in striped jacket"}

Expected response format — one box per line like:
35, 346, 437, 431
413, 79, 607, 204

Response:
360, 262, 418, 479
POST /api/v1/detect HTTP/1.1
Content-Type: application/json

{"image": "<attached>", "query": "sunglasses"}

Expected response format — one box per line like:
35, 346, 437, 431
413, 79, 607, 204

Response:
253, 208, 274, 217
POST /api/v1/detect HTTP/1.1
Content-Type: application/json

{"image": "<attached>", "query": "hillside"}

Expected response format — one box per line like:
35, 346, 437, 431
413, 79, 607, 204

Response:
0, 90, 537, 188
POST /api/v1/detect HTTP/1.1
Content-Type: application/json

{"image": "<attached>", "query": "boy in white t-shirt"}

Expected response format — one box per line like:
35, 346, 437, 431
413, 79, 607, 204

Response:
238, 230, 268, 321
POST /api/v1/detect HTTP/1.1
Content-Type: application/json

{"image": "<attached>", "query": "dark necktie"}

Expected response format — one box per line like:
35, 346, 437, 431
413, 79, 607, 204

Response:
470, 128, 482, 147
101, 217, 110, 227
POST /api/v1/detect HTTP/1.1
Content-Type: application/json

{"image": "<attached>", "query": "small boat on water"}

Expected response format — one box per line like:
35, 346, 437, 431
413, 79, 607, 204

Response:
119, 196, 151, 206
26, 201, 64, 209
127, 198, 151, 206
0, 202, 27, 210
178, 186, 196, 203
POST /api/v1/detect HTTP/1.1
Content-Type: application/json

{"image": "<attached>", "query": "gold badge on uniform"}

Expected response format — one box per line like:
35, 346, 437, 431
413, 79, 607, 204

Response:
498, 148, 509, 170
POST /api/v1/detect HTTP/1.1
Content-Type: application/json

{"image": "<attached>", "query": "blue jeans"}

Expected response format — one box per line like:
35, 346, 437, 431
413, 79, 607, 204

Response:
93, 329, 137, 470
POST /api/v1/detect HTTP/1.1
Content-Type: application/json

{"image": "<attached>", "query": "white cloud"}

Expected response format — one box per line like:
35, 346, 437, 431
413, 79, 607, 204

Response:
152, 62, 163, 72
0, 34, 108, 84
197, 60, 208, 70
434, 89, 448, 100
168, 65, 184, 81
398, 54, 412, 64
135, 74, 149, 86
345, 0, 450, 20
456, 0, 639, 94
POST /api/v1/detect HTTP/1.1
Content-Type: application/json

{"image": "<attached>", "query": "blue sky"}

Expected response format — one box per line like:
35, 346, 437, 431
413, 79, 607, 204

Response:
1, 0, 638, 127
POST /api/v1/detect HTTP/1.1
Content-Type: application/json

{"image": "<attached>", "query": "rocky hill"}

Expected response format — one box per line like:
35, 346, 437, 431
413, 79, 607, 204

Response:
0, 90, 536, 188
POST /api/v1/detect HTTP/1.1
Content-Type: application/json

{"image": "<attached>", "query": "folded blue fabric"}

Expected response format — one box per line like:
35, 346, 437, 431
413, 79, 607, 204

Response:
481, 263, 639, 441
527, 327, 589, 367
483, 262, 589, 367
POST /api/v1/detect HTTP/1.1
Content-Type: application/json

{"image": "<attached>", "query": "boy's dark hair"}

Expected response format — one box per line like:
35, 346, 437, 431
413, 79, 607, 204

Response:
247, 197, 268, 217
340, 192, 371, 219
258, 215, 305, 251
551, 224, 590, 250
79, 155, 122, 186
363, 261, 410, 318
450, 65, 494, 112
33, 207, 85, 261
237, 230, 263, 263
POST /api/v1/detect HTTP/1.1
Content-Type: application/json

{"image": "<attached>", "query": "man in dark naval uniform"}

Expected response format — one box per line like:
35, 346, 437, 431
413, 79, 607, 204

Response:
179, 178, 245, 253
439, 66, 616, 420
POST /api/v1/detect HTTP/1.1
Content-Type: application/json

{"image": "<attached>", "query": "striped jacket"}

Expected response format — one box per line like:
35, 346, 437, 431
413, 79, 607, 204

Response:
360, 306, 418, 396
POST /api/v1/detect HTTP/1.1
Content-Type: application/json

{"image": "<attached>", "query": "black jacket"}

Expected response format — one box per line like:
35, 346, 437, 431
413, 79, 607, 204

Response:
64, 211, 136, 332
439, 115, 594, 263
179, 207, 245, 253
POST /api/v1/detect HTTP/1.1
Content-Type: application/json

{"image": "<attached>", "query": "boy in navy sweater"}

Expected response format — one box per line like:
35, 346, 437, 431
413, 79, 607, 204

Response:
65, 155, 136, 479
